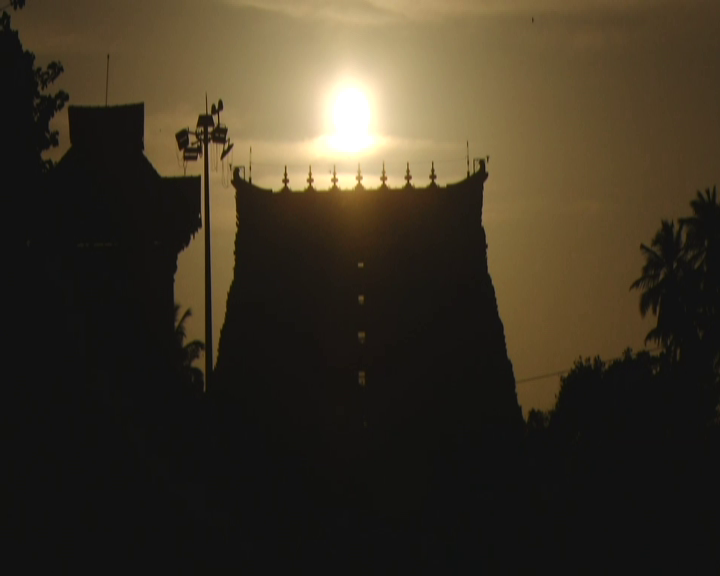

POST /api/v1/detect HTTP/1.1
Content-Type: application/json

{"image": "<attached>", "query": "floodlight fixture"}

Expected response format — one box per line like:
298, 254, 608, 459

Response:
197, 114, 215, 130
220, 142, 234, 161
212, 125, 228, 144
217, 99, 224, 113
183, 145, 201, 161
175, 128, 190, 151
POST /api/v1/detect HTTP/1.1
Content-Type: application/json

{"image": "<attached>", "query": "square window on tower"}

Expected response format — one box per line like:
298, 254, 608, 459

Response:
358, 262, 365, 269
358, 331, 366, 344
358, 371, 366, 387
358, 294, 365, 305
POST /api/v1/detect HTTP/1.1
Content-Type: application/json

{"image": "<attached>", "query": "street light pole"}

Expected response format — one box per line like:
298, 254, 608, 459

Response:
175, 97, 233, 394
202, 114, 213, 393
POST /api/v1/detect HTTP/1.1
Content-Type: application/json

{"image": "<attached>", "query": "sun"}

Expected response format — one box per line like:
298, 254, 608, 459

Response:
331, 87, 372, 153
334, 88, 370, 137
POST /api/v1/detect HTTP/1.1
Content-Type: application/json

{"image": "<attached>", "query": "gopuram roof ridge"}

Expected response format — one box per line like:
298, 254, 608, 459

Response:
232, 158, 488, 193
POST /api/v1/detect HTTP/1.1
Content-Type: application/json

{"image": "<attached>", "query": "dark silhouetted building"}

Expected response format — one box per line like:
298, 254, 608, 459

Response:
32, 103, 201, 393
12, 104, 204, 568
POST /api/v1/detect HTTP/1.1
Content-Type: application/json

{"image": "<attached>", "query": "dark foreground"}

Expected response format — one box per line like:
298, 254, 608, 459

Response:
9, 362, 720, 573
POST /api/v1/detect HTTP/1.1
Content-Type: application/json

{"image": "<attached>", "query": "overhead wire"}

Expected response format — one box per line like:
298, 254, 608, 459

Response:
515, 346, 663, 385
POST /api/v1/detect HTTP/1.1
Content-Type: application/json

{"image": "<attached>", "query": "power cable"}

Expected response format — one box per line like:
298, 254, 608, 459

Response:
515, 346, 663, 385
516, 369, 570, 385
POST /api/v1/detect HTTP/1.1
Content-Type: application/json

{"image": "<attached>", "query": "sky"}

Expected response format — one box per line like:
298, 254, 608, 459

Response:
14, 0, 719, 414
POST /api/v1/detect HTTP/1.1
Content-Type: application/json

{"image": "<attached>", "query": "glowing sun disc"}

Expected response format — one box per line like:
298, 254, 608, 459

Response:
332, 88, 371, 153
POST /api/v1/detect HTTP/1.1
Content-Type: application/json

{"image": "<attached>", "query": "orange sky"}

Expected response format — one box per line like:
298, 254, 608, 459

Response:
15, 0, 719, 413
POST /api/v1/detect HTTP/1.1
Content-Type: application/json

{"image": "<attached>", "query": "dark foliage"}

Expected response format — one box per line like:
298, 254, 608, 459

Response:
2, 1, 69, 246
525, 191, 720, 570
1, 2, 68, 172
527, 350, 720, 570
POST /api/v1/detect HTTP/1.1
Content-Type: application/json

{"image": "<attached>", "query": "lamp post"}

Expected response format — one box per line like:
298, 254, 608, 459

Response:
175, 96, 234, 393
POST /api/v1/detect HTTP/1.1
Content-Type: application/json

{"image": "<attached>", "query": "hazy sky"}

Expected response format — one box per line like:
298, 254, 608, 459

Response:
15, 0, 719, 413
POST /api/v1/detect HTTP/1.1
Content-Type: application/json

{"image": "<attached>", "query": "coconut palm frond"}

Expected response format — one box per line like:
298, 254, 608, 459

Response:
174, 305, 193, 344
644, 325, 667, 346
188, 367, 205, 389
638, 284, 663, 317
183, 340, 205, 365
682, 187, 720, 275
174, 303, 205, 394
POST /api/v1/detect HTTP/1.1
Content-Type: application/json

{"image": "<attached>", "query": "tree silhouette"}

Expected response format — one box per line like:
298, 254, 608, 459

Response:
680, 187, 720, 374
2, 0, 69, 245
527, 346, 719, 571
2, 1, 68, 173
174, 304, 205, 394
632, 189, 720, 376
630, 220, 694, 363
683, 187, 720, 270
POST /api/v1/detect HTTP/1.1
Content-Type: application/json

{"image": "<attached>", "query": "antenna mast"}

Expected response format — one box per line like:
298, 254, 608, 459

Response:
466, 141, 470, 178
105, 54, 110, 106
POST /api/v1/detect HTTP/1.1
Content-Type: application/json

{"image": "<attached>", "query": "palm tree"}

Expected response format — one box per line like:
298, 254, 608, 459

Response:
682, 187, 719, 270
680, 187, 720, 374
630, 220, 695, 363
174, 304, 205, 393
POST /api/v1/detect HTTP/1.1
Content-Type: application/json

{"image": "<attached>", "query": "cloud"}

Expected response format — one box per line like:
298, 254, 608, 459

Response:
221, 0, 400, 24
220, 0, 685, 23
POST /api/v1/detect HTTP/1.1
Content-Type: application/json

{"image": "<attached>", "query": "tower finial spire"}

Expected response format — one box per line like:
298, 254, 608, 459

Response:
281, 165, 290, 192
429, 161, 437, 187
355, 163, 364, 191
306, 165, 315, 191
331, 164, 339, 190
404, 162, 413, 189
380, 161, 388, 188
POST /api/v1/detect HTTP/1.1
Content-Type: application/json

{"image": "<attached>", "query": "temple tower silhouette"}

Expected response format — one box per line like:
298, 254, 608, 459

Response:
215, 160, 523, 521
